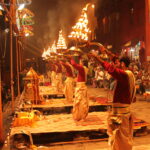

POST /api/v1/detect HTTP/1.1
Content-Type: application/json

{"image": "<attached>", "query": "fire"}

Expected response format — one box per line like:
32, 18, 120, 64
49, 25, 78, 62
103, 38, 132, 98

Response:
68, 4, 92, 42
56, 30, 67, 50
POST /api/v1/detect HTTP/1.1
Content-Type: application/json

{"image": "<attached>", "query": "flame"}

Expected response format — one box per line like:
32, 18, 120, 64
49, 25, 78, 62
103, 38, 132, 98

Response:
42, 49, 50, 60
68, 4, 92, 41
56, 30, 67, 50
42, 41, 57, 60
51, 41, 57, 53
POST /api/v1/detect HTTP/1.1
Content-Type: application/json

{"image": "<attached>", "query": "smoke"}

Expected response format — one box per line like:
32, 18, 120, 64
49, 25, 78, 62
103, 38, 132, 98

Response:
47, 8, 59, 44
29, 0, 98, 51
46, 0, 91, 45
58, 0, 84, 34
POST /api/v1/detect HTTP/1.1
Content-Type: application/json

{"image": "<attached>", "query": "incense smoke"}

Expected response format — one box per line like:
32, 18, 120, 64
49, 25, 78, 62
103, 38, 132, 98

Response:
28, 0, 97, 51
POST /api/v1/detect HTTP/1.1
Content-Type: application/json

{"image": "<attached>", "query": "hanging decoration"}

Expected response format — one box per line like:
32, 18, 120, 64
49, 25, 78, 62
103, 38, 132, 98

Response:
17, 8, 34, 36
19, 8, 34, 25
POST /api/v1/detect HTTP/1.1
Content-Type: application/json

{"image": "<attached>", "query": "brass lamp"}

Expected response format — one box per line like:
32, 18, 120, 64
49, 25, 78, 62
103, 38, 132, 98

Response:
65, 46, 83, 56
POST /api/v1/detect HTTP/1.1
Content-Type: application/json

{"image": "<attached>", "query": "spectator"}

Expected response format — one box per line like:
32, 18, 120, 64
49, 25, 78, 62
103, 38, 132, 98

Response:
95, 67, 104, 88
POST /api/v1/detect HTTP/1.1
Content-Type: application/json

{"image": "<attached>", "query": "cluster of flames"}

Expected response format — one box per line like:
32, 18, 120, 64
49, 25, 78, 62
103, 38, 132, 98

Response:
68, 7, 91, 41
57, 30, 67, 50
42, 41, 56, 60
42, 30, 67, 60
42, 3, 94, 60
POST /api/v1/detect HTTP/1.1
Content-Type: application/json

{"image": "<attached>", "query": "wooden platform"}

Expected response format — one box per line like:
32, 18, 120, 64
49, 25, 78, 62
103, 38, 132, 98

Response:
22, 98, 110, 114
9, 86, 150, 146
39, 86, 65, 99
11, 112, 149, 145
23, 85, 111, 114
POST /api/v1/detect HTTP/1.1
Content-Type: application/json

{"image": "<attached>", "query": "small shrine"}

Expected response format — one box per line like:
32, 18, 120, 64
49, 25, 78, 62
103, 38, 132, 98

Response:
23, 67, 41, 104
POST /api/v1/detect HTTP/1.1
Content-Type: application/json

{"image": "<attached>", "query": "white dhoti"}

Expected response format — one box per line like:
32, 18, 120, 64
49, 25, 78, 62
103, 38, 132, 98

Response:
51, 71, 56, 90
55, 73, 63, 92
73, 82, 89, 121
107, 103, 133, 150
47, 71, 51, 79
64, 77, 74, 103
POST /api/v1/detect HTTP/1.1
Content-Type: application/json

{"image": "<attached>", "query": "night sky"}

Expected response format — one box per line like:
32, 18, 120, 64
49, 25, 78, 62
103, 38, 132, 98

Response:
25, 0, 93, 56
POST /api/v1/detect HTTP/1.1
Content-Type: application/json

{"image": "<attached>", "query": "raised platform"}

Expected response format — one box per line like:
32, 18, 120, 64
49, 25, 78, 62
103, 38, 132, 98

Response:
39, 86, 65, 99
23, 85, 111, 114
22, 97, 111, 114
9, 86, 150, 147
11, 112, 149, 145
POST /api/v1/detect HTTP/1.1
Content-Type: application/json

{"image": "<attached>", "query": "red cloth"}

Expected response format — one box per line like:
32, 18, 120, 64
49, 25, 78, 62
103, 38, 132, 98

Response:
61, 62, 74, 77
50, 64, 57, 72
95, 97, 108, 104
55, 63, 62, 73
71, 59, 86, 82
102, 61, 132, 104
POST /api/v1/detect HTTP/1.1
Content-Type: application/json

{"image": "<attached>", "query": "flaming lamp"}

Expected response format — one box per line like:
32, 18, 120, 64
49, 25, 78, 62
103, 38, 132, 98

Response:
68, 6, 91, 43
56, 30, 67, 53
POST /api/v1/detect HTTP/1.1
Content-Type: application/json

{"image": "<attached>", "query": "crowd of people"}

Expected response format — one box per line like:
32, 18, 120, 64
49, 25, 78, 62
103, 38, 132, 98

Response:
131, 61, 150, 95
87, 59, 150, 95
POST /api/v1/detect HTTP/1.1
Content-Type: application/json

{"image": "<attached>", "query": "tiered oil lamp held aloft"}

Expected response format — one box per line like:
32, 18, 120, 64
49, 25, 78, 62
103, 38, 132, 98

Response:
66, 4, 93, 58
56, 30, 68, 54
68, 6, 91, 43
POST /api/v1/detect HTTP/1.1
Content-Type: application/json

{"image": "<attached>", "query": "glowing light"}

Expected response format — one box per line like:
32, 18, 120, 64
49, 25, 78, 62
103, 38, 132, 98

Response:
42, 41, 57, 60
0, 5, 4, 10
16, 0, 32, 5
56, 30, 67, 51
25, 33, 29, 36
92, 4, 95, 9
5, 28, 9, 33
42, 48, 51, 60
42, 49, 46, 58
18, 4, 25, 10
68, 6, 91, 42
130, 48, 134, 52
51, 41, 57, 53
23, 14, 27, 18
